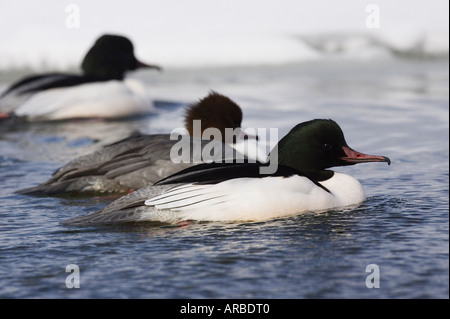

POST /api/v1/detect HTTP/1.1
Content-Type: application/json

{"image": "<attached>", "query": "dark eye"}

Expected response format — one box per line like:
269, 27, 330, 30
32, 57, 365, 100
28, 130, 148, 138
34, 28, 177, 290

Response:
323, 143, 333, 151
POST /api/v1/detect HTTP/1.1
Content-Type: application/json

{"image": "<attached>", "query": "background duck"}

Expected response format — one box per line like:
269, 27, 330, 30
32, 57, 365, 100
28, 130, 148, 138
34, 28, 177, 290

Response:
0, 34, 161, 121
63, 119, 390, 226
17, 92, 263, 196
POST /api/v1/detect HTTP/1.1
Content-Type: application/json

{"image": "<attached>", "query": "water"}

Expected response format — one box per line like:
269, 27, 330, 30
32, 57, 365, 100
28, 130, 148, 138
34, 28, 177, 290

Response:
0, 57, 448, 299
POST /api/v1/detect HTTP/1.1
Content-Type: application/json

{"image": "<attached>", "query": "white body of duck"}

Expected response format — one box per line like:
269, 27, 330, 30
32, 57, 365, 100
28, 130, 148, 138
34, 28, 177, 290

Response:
11, 78, 152, 120
139, 173, 365, 223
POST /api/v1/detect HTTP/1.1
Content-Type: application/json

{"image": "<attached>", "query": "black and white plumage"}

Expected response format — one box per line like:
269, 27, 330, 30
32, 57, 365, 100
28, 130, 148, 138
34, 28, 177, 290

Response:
0, 34, 161, 121
63, 119, 391, 226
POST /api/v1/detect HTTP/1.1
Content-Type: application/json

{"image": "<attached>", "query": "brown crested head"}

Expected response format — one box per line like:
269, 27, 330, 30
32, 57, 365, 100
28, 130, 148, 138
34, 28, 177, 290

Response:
184, 91, 244, 143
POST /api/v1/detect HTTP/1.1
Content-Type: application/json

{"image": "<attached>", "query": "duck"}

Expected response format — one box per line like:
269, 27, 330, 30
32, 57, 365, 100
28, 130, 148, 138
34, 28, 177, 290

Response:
62, 119, 391, 226
0, 34, 161, 121
17, 92, 263, 196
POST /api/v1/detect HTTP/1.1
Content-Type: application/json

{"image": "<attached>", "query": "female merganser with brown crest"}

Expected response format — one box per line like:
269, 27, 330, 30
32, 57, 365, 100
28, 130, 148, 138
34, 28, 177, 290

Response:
18, 92, 262, 196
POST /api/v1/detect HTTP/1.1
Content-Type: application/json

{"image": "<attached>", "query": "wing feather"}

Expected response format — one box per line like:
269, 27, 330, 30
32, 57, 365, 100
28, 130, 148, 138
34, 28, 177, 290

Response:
145, 184, 229, 210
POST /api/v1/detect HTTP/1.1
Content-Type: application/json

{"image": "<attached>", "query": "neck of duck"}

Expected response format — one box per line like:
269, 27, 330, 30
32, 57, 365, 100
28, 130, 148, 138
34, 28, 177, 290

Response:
268, 144, 334, 182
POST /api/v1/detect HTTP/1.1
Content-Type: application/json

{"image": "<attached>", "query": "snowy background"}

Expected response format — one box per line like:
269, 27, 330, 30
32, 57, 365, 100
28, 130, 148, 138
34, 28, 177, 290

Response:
0, 0, 448, 70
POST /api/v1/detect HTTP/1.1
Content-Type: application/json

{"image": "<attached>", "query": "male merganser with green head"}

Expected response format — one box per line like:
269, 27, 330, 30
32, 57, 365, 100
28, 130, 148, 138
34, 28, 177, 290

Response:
63, 119, 390, 226
0, 34, 161, 121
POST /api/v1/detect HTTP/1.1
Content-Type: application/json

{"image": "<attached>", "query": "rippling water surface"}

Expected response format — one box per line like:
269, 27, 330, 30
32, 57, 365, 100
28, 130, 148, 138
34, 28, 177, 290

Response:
0, 59, 448, 299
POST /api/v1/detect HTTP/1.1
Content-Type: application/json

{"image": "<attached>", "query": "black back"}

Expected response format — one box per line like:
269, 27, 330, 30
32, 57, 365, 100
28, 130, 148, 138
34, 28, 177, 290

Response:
155, 161, 332, 192
0, 73, 109, 98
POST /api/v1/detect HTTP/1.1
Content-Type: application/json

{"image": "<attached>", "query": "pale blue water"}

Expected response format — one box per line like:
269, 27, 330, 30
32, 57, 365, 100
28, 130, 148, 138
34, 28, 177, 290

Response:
0, 58, 448, 299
